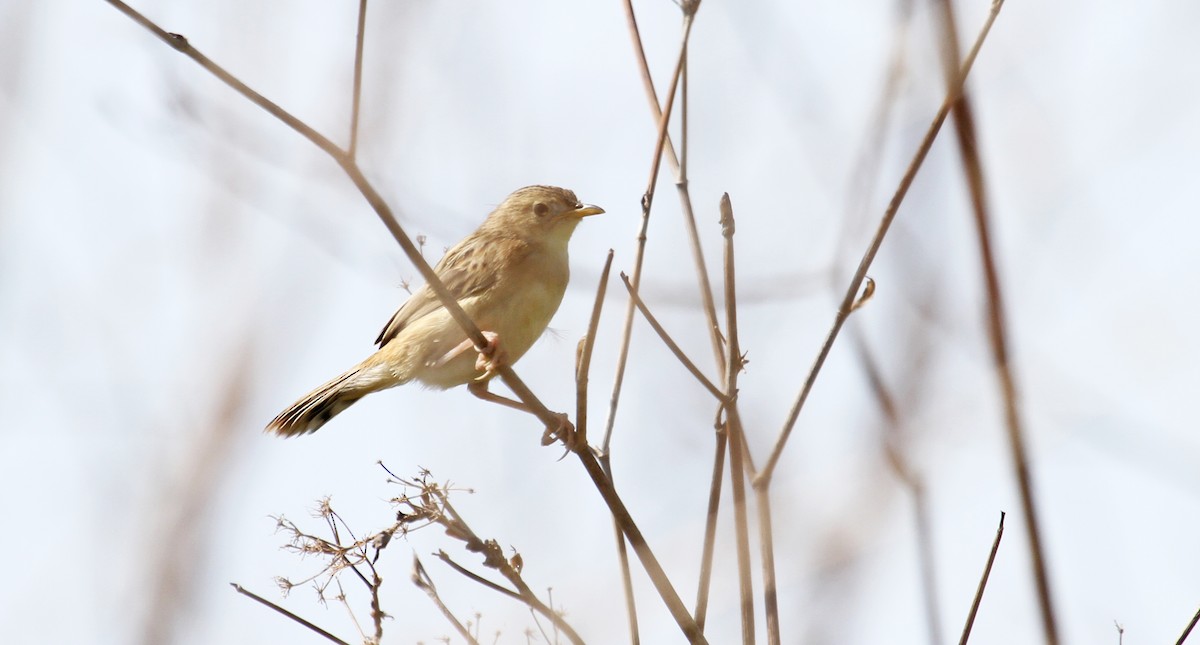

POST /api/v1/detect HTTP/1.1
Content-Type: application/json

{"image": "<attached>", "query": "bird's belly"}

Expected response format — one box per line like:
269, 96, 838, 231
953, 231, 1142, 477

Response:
398, 277, 566, 389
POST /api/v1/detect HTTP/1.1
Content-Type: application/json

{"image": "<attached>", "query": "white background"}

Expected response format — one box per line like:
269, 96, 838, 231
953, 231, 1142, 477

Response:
2, 0, 1198, 643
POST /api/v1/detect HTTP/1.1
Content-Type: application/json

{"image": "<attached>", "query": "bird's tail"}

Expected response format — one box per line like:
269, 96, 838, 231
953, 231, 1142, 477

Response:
266, 362, 390, 437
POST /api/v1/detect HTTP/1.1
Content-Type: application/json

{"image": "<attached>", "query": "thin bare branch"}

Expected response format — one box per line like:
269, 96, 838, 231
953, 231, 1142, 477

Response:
1177, 604, 1200, 645
602, 2, 700, 452
957, 512, 1006, 645
692, 421, 725, 630
434, 494, 586, 645
619, 272, 728, 404
348, 0, 368, 159
412, 556, 483, 645
717, 194, 757, 645
577, 250, 614, 447
620, 0, 725, 370
606, 508, 641, 645
573, 447, 707, 643
231, 583, 351, 645
435, 550, 521, 601
757, 0, 1007, 485
932, 1, 1057, 641
578, 254, 640, 644
104, 0, 564, 436
109, 3, 701, 638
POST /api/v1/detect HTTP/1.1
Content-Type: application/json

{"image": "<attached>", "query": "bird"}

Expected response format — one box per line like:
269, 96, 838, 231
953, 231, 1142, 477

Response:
267, 185, 604, 437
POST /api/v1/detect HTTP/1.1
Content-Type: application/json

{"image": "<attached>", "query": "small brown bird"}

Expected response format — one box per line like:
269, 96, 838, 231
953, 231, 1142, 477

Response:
267, 185, 604, 437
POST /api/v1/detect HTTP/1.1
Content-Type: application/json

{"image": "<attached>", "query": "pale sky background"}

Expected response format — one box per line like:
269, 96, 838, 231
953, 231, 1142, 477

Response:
2, 0, 1199, 644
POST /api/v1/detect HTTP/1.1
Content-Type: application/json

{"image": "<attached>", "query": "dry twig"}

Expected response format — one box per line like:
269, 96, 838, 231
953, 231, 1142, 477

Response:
932, 2, 1057, 641
957, 513, 1006, 645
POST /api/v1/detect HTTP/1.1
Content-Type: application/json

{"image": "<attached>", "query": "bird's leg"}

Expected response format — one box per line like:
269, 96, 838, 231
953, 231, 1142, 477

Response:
472, 331, 508, 382
467, 378, 528, 413
467, 380, 578, 451
433, 331, 507, 379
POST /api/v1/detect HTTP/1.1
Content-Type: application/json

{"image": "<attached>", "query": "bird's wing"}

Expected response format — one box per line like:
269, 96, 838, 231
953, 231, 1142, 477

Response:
374, 234, 530, 347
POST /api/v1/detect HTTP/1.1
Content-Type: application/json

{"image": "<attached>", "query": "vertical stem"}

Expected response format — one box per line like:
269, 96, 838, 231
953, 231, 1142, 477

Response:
601, 10, 697, 451
753, 485, 780, 645
348, 0, 368, 159
720, 194, 756, 645
576, 251, 615, 446
693, 423, 726, 630
932, 1, 1057, 642
617, 3, 728, 620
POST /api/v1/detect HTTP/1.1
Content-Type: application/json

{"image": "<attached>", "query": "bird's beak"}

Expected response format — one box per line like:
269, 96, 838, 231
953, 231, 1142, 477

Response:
570, 204, 605, 218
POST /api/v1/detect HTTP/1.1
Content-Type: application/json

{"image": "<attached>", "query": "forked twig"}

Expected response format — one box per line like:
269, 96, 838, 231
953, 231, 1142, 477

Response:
577, 253, 642, 644
620, 0, 724, 369
103, 0, 562, 436
602, 1, 701, 452
618, 0, 733, 629
412, 556, 483, 645
107, 3, 702, 638
434, 492, 585, 645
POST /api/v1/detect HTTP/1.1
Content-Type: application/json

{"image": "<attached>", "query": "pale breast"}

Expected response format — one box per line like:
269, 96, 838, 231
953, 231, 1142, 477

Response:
480, 247, 569, 361
399, 246, 570, 389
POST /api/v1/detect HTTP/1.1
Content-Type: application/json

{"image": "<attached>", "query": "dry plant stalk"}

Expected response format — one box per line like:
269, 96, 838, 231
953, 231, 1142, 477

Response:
958, 513, 1006, 645
260, 468, 584, 643
932, 2, 1059, 642
102, 0, 1032, 642
104, 0, 704, 639
1178, 605, 1200, 645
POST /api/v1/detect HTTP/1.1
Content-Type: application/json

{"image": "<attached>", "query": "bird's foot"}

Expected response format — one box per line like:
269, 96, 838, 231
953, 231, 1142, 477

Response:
467, 382, 579, 453
434, 331, 506, 379
540, 413, 579, 453
473, 331, 507, 381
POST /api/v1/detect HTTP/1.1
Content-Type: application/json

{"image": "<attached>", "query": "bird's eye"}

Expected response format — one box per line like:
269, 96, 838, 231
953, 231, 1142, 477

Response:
533, 202, 549, 217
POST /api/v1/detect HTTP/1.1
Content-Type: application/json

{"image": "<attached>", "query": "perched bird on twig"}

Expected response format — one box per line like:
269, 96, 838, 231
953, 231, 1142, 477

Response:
267, 185, 604, 437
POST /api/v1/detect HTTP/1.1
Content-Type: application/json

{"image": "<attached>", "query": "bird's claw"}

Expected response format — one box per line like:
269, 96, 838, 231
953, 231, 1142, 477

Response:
473, 331, 506, 382
540, 413, 578, 454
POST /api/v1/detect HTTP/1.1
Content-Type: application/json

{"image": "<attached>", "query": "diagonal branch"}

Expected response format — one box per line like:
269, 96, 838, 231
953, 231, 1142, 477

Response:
619, 272, 728, 404
620, 0, 724, 372
757, 0, 1007, 485
231, 583, 351, 645
411, 556, 483, 645
957, 512, 1006, 645
107, 2, 703, 639
106, 0, 565, 432
1177, 604, 1200, 645
602, 2, 701, 453
348, 0, 368, 159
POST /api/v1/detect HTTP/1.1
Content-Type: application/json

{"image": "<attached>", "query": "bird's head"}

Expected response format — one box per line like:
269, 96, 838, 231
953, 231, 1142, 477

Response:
485, 185, 604, 247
